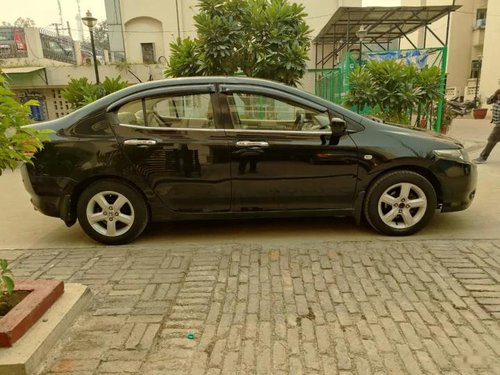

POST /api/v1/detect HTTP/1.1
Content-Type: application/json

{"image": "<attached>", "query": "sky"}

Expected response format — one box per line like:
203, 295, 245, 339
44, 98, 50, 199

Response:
0, 0, 106, 40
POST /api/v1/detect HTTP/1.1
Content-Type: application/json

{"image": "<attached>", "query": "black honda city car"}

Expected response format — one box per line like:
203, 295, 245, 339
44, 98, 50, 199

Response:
21, 77, 476, 244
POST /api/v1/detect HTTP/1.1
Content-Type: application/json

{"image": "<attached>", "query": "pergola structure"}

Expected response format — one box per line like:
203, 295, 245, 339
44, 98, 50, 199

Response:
313, 5, 460, 69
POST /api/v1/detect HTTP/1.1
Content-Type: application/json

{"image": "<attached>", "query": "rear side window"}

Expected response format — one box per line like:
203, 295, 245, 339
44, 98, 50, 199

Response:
117, 93, 215, 129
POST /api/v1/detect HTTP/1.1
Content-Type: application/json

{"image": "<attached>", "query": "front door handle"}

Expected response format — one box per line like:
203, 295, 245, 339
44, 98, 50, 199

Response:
123, 139, 157, 146
235, 141, 269, 148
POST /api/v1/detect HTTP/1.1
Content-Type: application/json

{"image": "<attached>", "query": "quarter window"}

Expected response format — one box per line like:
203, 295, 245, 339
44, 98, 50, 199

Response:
227, 93, 329, 131
117, 93, 215, 129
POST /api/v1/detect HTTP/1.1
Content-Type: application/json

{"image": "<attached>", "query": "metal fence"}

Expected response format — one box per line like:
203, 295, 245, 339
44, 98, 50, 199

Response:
0, 27, 28, 58
308, 47, 447, 132
39, 29, 76, 64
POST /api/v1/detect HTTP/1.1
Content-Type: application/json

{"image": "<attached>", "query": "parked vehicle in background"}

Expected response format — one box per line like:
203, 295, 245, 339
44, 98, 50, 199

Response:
21, 77, 477, 244
447, 96, 476, 116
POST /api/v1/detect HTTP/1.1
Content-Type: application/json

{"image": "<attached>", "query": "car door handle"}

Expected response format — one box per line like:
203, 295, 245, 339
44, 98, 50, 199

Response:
123, 139, 157, 146
235, 141, 269, 148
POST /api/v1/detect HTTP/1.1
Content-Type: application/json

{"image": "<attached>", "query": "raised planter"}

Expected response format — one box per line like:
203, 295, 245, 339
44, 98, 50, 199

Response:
0, 280, 64, 347
473, 107, 488, 119
0, 283, 90, 375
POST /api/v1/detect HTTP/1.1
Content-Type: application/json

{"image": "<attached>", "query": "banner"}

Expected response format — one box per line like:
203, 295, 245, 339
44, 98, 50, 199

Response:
366, 49, 432, 70
13, 30, 26, 51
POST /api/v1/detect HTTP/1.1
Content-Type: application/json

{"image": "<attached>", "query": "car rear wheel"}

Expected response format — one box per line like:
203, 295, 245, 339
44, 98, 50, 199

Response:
77, 180, 148, 245
364, 171, 437, 236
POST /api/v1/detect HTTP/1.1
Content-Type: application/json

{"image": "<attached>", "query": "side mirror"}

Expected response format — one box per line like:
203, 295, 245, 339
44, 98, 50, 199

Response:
330, 117, 347, 136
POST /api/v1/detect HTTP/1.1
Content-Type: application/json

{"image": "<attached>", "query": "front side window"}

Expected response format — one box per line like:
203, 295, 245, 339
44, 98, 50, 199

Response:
227, 93, 329, 131
117, 93, 215, 129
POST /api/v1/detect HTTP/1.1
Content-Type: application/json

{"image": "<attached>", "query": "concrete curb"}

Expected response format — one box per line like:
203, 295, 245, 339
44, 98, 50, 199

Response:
0, 284, 91, 375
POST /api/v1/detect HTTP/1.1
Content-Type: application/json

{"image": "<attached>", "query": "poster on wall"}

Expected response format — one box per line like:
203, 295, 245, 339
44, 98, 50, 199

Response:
13, 29, 27, 51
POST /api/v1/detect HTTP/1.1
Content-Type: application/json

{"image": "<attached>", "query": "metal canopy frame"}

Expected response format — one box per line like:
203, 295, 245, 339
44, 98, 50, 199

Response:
1, 67, 48, 85
313, 5, 460, 69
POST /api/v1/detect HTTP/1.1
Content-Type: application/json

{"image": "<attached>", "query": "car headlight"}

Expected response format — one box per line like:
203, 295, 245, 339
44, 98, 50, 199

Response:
433, 149, 469, 162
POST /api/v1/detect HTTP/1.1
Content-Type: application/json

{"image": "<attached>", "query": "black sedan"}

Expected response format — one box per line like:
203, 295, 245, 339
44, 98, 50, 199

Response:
22, 77, 477, 244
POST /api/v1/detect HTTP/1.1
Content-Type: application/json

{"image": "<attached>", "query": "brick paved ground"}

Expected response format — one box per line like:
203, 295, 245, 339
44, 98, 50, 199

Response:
7, 240, 500, 374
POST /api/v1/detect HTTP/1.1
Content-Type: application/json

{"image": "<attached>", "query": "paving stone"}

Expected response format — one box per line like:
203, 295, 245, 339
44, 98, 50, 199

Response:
10, 240, 497, 375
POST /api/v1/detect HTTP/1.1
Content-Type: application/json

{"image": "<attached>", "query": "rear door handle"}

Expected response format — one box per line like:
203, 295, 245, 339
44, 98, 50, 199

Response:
235, 141, 269, 148
123, 139, 157, 146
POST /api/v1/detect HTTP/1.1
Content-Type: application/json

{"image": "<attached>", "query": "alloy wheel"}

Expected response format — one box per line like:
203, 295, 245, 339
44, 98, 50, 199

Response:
86, 191, 135, 237
377, 182, 427, 229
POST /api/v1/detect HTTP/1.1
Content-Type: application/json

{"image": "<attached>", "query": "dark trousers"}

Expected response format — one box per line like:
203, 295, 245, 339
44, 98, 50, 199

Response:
480, 126, 500, 160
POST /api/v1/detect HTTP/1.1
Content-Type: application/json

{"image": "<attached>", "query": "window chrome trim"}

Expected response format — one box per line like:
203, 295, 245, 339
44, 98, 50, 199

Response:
117, 123, 223, 132
224, 128, 332, 136
116, 123, 332, 135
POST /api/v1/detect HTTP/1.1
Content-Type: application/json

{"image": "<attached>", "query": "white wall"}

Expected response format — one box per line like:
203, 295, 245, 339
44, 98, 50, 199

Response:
480, 0, 500, 103
118, 0, 199, 63
124, 17, 165, 63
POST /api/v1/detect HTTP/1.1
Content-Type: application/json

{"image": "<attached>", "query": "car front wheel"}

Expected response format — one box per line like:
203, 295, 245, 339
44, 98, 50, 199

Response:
77, 180, 149, 245
364, 171, 437, 236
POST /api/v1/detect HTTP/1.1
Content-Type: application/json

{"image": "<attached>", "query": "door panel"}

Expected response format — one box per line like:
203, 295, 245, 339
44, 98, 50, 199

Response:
228, 129, 358, 210
220, 89, 359, 211
111, 88, 232, 213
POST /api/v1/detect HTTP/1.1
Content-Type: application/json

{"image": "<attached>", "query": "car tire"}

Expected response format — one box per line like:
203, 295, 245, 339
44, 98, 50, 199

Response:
77, 180, 149, 245
364, 170, 437, 236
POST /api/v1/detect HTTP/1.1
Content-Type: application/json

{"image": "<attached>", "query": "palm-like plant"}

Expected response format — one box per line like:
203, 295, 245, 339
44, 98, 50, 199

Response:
345, 60, 442, 126
62, 76, 129, 109
165, 0, 311, 87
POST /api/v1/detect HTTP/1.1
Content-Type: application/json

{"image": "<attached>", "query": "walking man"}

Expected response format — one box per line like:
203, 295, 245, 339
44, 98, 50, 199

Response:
474, 89, 500, 164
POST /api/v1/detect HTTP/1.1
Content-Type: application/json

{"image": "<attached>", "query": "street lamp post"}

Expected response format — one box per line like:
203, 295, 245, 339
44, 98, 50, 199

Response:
356, 25, 368, 67
355, 25, 368, 113
473, 55, 482, 108
81, 10, 100, 84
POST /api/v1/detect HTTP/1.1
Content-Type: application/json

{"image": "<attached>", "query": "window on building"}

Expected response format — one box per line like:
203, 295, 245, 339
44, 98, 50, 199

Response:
141, 43, 155, 64
475, 8, 487, 28
470, 60, 482, 79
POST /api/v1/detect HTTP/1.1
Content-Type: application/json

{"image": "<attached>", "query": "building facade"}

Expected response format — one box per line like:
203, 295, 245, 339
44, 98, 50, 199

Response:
105, 0, 499, 105
3, 0, 499, 121
401, 0, 499, 105
104, 0, 366, 65
0, 26, 165, 120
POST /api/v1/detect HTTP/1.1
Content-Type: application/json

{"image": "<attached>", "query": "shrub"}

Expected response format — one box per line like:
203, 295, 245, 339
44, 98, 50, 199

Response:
62, 76, 129, 109
0, 75, 51, 175
344, 60, 442, 125
0, 259, 14, 295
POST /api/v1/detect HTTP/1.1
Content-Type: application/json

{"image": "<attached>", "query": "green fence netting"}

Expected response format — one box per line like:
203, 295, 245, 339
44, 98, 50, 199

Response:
308, 47, 448, 132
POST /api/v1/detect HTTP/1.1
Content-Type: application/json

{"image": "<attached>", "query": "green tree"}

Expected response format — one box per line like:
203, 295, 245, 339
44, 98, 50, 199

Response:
93, 21, 110, 52
1, 17, 36, 27
344, 60, 442, 125
165, 0, 311, 86
164, 37, 202, 77
0, 75, 51, 175
14, 17, 36, 28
